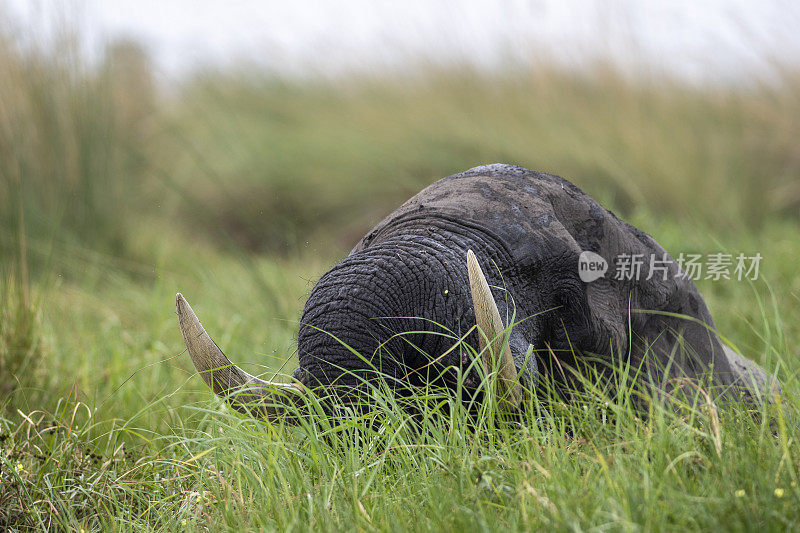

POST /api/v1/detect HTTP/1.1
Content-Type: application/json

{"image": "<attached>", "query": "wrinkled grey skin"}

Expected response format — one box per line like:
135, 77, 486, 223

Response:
292, 164, 772, 402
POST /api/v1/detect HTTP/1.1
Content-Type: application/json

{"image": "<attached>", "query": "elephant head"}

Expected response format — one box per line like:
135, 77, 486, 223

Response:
177, 249, 524, 419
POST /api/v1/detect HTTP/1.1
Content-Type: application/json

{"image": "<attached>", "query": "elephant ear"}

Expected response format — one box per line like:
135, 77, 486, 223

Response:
466, 250, 523, 411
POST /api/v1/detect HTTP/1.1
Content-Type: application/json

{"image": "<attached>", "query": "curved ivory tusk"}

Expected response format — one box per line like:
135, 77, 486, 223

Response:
466, 250, 522, 410
176, 293, 303, 419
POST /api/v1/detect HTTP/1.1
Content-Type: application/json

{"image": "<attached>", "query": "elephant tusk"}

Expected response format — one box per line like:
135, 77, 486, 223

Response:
176, 293, 303, 419
466, 250, 523, 411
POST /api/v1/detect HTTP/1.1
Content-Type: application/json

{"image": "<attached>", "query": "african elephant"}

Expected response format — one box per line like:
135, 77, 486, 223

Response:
177, 164, 777, 418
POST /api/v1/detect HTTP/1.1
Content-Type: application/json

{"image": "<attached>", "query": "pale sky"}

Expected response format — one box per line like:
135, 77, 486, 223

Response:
4, 0, 799, 84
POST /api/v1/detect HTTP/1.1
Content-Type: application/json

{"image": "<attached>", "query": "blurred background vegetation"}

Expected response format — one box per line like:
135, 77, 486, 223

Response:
3, 29, 800, 261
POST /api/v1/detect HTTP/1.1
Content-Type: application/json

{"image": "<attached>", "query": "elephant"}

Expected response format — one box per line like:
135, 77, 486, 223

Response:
176, 164, 777, 419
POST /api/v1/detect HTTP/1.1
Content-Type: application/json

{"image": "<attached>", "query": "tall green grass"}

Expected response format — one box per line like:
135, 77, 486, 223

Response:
0, 35, 153, 258
1, 337, 796, 530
